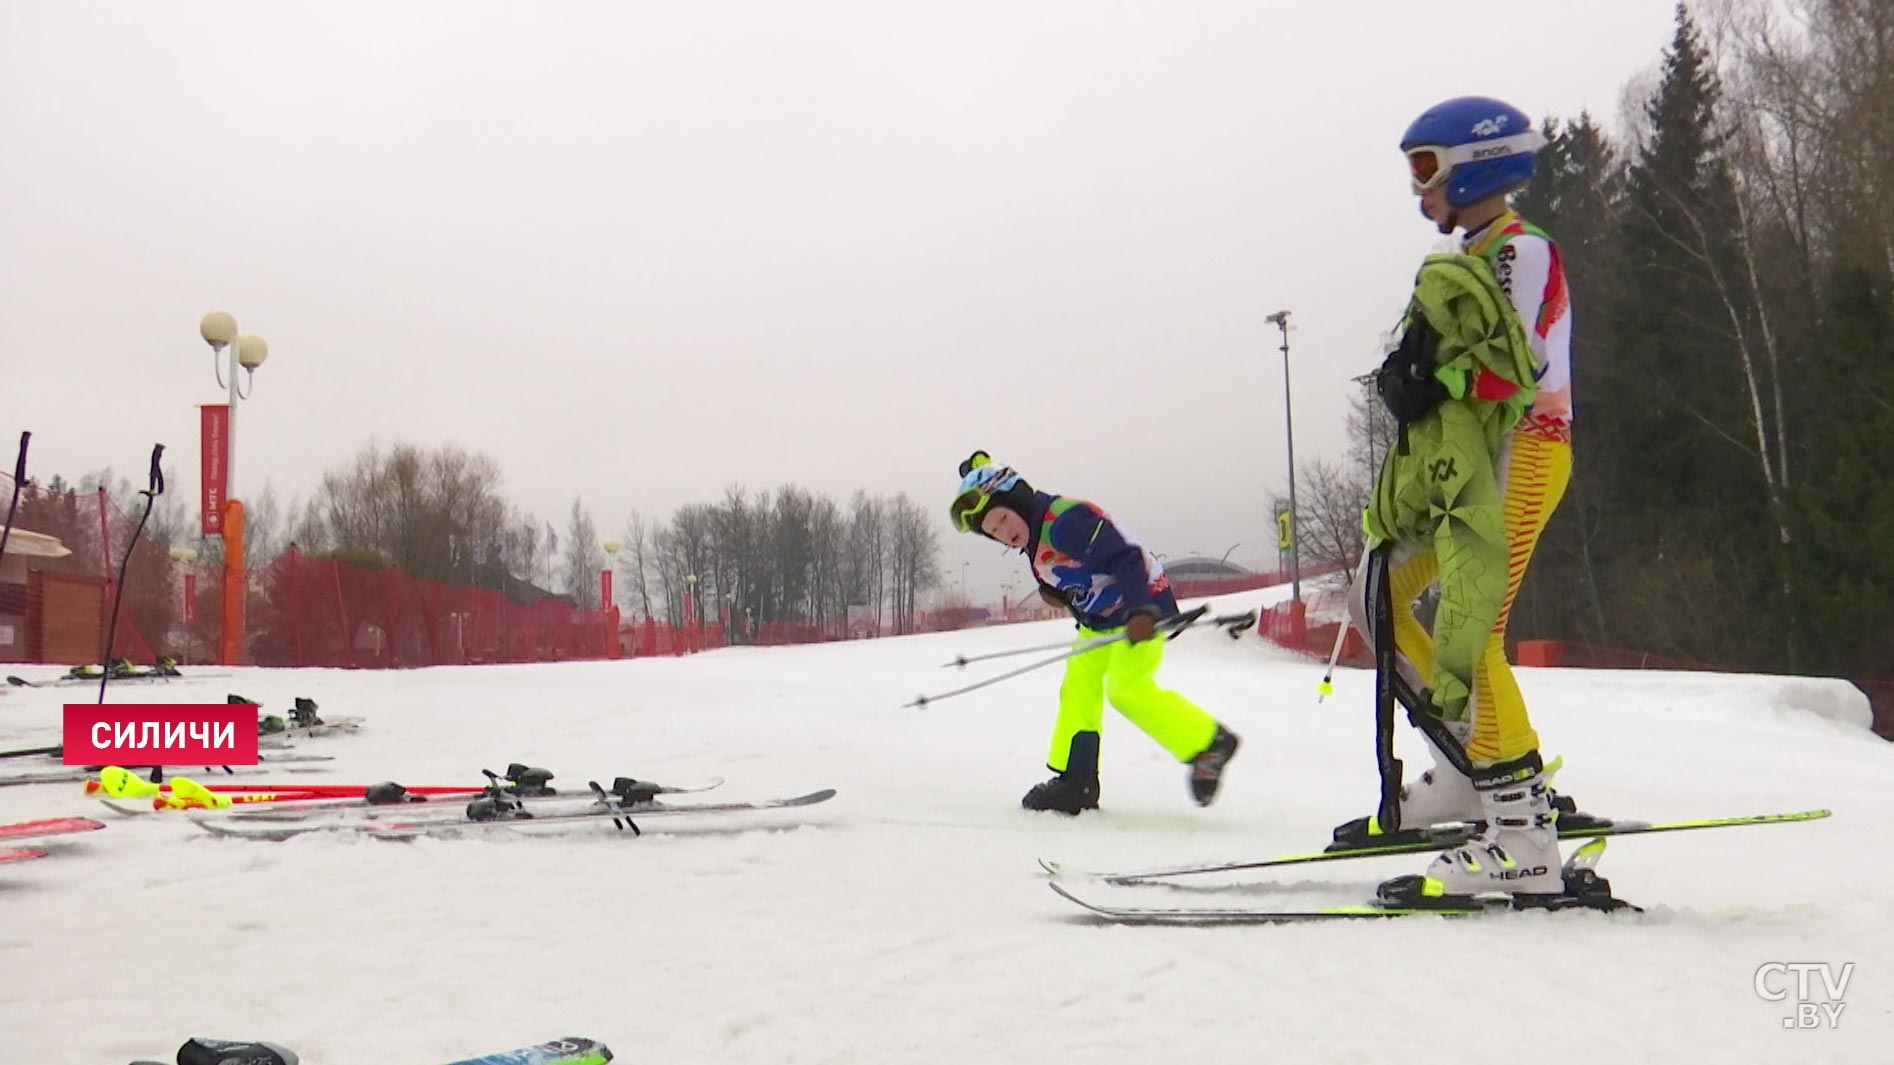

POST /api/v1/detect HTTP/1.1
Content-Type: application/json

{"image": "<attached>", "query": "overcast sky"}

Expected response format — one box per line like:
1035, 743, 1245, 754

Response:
0, 1, 1677, 604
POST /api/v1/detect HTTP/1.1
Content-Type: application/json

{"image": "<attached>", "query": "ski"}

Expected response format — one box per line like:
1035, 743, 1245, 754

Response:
6, 669, 232, 688
0, 847, 48, 865
1050, 838, 1641, 924
443, 1036, 613, 1065
259, 714, 364, 740
5, 719, 359, 758
85, 769, 483, 802
0, 756, 335, 789
0, 816, 105, 843
1040, 808, 1831, 883
197, 788, 838, 841
89, 780, 496, 815
226, 776, 726, 821
1048, 878, 1482, 922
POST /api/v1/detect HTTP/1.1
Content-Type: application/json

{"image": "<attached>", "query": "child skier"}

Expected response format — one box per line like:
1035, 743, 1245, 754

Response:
948, 451, 1240, 814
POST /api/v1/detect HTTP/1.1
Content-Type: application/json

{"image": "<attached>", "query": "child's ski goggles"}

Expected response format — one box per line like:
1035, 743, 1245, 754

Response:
1405, 130, 1545, 192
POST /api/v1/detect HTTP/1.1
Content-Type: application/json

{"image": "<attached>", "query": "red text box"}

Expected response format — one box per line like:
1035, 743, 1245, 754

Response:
63, 704, 258, 766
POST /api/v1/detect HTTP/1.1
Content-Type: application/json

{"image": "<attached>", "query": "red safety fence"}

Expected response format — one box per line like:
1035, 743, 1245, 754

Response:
0, 478, 174, 666
1247, 574, 1893, 741
250, 547, 616, 668
0, 499, 1335, 670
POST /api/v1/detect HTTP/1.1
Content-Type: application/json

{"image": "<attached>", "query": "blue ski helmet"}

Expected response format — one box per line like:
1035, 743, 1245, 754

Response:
1401, 96, 1544, 209
949, 451, 1034, 535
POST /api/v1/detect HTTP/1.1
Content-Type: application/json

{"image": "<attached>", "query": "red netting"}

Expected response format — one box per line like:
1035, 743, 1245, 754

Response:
0, 478, 175, 665
250, 548, 615, 667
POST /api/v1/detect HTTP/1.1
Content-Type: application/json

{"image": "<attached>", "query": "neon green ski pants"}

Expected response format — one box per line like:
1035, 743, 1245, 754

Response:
1046, 626, 1219, 772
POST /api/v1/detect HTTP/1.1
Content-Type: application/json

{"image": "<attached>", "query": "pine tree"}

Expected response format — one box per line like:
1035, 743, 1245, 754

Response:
1789, 268, 1894, 673
1578, 3, 1789, 661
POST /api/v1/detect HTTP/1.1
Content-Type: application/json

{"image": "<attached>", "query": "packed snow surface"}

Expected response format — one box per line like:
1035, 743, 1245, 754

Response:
2, 588, 1886, 1064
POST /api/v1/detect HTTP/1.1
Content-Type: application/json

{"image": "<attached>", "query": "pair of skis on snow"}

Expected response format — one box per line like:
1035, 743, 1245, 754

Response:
181, 768, 837, 841
1042, 807, 1832, 923
196, 785, 838, 841
0, 754, 337, 789
91, 768, 718, 816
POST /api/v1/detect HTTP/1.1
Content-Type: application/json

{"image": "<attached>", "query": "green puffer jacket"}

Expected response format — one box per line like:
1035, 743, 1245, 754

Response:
1365, 253, 1538, 548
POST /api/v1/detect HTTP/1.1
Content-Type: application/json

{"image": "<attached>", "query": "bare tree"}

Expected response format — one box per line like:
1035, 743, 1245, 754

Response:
884, 492, 941, 634
305, 440, 511, 584
846, 491, 887, 630
1277, 457, 1367, 577
620, 509, 655, 620
809, 493, 847, 626
561, 497, 603, 606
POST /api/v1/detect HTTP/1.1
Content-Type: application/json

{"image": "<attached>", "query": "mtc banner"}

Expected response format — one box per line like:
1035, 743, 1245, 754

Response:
201, 404, 229, 535
62, 703, 258, 766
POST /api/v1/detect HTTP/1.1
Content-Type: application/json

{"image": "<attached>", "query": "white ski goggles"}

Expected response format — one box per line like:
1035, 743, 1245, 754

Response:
1405, 130, 1546, 192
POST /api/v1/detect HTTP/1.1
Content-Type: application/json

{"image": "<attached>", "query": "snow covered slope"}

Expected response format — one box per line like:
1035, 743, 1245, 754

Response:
1, 587, 1886, 1063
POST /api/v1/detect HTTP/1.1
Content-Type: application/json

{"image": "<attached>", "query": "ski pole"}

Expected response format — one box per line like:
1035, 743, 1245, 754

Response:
942, 631, 1121, 669
1318, 543, 1373, 702
909, 606, 1246, 708
1316, 622, 1350, 702
908, 640, 1112, 708
0, 431, 29, 578
98, 444, 164, 705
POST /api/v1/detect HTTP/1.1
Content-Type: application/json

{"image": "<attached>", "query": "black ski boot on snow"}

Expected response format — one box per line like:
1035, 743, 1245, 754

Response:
609, 777, 663, 805
503, 763, 558, 797
1022, 731, 1101, 815
175, 1037, 299, 1065
1188, 724, 1241, 806
288, 698, 322, 728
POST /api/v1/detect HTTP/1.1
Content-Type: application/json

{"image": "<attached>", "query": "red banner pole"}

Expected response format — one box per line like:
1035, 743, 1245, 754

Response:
200, 405, 228, 536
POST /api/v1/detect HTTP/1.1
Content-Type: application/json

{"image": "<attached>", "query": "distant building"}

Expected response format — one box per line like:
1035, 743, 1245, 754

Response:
1162, 556, 1251, 581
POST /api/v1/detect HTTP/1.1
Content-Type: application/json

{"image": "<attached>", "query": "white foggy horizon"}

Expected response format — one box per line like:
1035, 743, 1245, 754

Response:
0, 1, 1679, 604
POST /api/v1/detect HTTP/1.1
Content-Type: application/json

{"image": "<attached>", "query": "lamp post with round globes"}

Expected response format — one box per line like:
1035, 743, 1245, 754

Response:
198, 311, 271, 665
601, 540, 621, 658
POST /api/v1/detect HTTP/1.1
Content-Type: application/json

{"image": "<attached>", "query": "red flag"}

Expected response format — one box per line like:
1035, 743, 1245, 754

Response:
201, 405, 229, 535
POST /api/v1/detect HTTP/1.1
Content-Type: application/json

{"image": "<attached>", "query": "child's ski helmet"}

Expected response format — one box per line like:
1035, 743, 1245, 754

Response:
949, 451, 1034, 534
1401, 96, 1544, 208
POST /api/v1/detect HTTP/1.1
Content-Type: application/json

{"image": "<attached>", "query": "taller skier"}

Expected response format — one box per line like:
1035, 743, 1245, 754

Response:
1338, 95, 1580, 903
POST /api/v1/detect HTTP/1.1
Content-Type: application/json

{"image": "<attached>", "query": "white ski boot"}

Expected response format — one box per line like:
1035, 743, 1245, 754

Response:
1394, 721, 1480, 826
1408, 751, 1563, 898
1329, 721, 1480, 848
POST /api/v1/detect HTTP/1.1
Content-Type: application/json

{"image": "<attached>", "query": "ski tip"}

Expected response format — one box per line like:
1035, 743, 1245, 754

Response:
1046, 877, 1093, 909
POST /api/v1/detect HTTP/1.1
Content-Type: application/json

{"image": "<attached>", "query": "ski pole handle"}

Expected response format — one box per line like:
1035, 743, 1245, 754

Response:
144, 443, 166, 498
